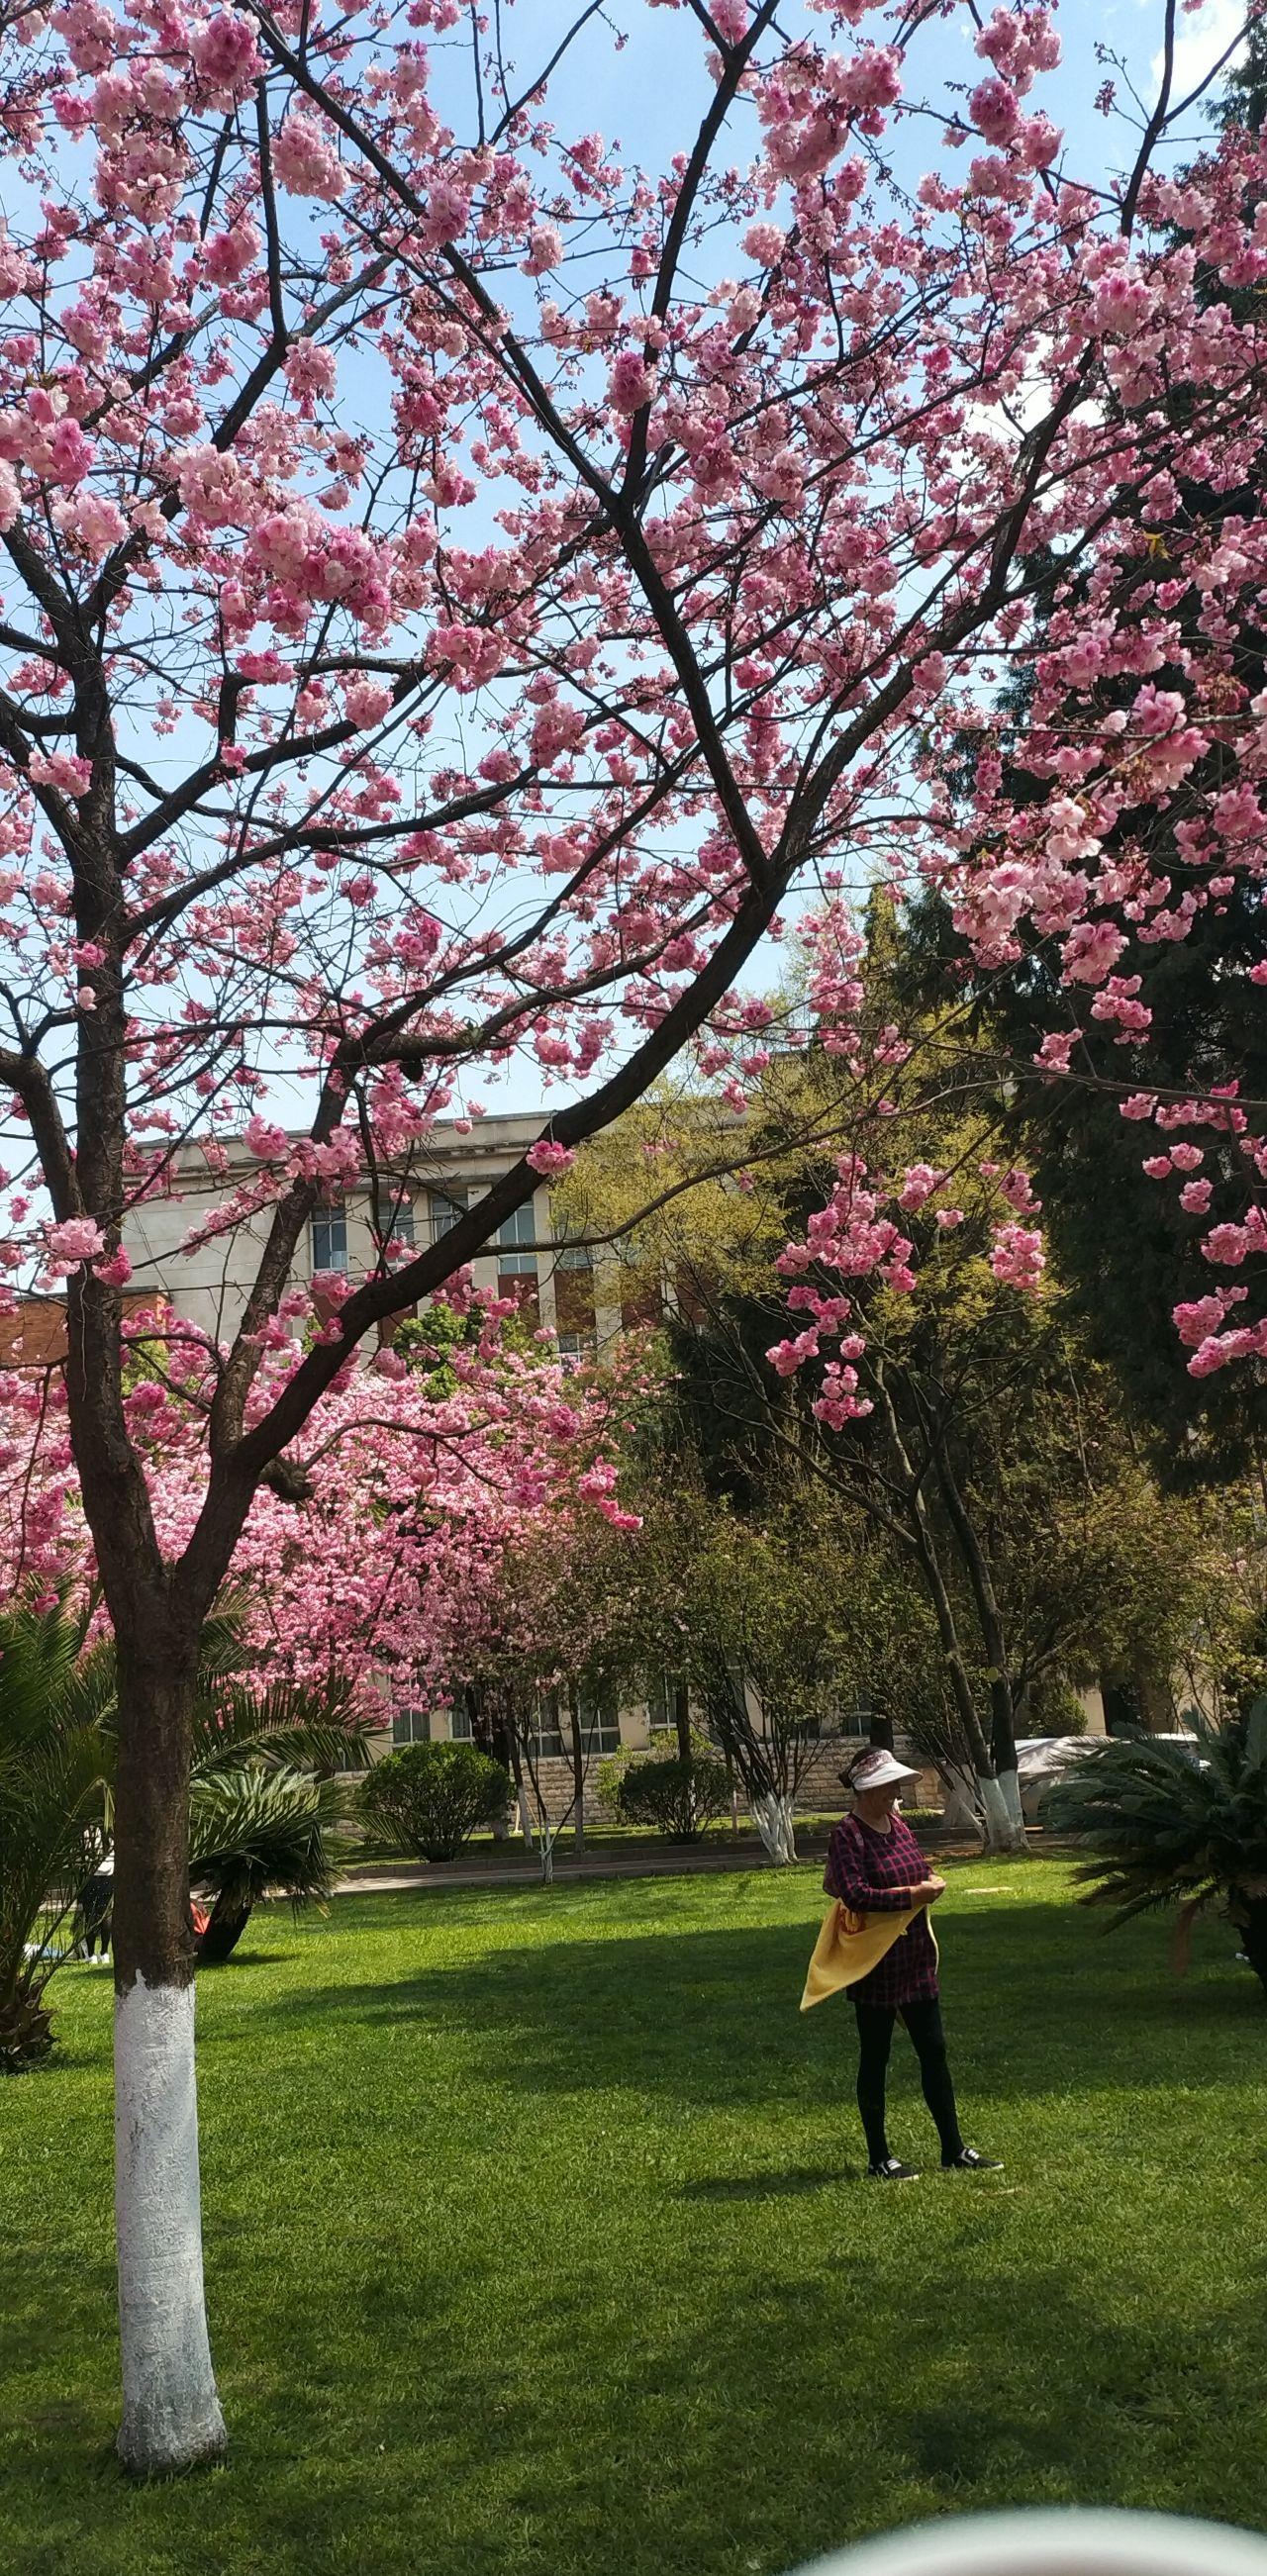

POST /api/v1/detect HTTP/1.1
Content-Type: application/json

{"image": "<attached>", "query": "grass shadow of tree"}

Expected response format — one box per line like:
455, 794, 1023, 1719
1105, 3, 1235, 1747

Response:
257, 1900, 1266, 2110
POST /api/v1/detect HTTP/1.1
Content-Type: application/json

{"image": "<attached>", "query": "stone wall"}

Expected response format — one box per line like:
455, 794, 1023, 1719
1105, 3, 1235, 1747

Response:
514, 1741, 943, 1832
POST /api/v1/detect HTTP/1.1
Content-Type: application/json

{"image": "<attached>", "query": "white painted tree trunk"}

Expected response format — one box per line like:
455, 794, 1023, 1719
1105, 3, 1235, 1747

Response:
750, 1791, 797, 1864
114, 1976, 226, 2476
538, 1830, 555, 1885
978, 1772, 1026, 1857
940, 1765, 984, 1834
997, 1765, 1024, 1832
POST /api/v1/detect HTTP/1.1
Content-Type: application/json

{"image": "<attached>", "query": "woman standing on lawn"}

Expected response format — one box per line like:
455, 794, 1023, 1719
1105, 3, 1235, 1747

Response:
826, 1746, 1002, 2183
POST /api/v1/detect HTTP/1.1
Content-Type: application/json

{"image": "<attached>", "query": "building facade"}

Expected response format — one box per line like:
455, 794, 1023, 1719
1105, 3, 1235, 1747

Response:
120, 1112, 629, 1364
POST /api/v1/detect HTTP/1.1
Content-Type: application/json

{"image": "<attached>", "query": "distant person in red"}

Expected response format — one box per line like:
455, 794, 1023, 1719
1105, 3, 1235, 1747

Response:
827, 1745, 1003, 2183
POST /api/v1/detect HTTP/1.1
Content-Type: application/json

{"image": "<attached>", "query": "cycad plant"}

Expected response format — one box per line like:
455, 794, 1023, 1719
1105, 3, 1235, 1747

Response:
0, 1594, 371, 2066
1042, 1702, 1267, 2002
187, 1651, 372, 1961
0, 1604, 114, 2071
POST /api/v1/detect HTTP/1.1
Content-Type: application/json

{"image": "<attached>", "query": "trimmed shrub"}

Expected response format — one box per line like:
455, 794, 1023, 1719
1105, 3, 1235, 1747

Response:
616, 1753, 729, 1845
361, 1742, 510, 1862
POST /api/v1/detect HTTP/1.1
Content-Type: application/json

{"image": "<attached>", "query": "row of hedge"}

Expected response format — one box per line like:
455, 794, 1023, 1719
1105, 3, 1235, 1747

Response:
362, 1740, 731, 1862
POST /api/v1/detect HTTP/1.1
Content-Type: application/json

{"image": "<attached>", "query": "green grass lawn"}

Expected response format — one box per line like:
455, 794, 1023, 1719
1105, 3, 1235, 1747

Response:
2, 1862, 1265, 2576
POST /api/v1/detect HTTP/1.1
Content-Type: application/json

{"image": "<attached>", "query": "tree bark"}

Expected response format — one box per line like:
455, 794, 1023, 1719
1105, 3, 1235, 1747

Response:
939, 1764, 986, 1838
112, 1647, 226, 2477
750, 1789, 797, 1863
196, 1892, 252, 1965
506, 1726, 535, 1850
874, 1380, 1022, 1856
931, 1436, 1024, 1836
566, 1681, 586, 1856
673, 1676, 692, 1765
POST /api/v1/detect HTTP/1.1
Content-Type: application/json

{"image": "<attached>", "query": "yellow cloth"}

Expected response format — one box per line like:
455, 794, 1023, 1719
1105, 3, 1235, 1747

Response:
799, 1899, 933, 2011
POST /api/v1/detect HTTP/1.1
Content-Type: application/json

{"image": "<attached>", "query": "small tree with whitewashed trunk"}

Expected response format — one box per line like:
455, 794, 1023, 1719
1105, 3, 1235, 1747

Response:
631, 1489, 850, 1863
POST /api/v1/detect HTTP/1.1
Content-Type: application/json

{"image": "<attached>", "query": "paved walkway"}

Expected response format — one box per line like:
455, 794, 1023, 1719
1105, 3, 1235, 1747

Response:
334, 1831, 998, 1898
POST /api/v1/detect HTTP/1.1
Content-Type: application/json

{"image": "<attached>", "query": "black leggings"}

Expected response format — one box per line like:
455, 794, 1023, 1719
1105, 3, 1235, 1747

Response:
853, 1997, 963, 2165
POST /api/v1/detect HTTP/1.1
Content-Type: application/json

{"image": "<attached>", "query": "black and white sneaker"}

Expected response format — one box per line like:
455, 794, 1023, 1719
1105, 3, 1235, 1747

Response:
867, 2155, 921, 2182
943, 2146, 1004, 2171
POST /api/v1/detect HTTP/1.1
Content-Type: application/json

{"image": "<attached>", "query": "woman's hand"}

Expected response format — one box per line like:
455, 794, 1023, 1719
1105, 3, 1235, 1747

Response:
913, 1875, 947, 1904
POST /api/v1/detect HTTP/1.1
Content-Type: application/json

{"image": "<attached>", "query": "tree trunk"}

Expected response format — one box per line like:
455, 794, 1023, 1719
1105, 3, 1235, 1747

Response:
0, 1972, 55, 2074
939, 1765, 986, 1839
567, 1682, 585, 1856
195, 1891, 252, 1966
507, 1728, 535, 1850
673, 1677, 692, 1765
932, 1436, 1024, 1838
874, 1379, 1024, 1859
750, 1790, 797, 1863
1232, 1892, 1267, 2002
997, 1765, 1025, 1832
474, 1689, 512, 1837
112, 1649, 226, 2477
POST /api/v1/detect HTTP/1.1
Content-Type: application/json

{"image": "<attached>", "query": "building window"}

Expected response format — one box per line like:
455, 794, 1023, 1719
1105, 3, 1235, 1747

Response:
534, 1692, 565, 1761
386, 1195, 415, 1260
537, 1687, 620, 1758
645, 1672, 687, 1737
430, 1186, 468, 1242
448, 1694, 473, 1743
578, 1690, 622, 1756
555, 1236, 592, 1272
497, 1201, 538, 1277
392, 1707, 431, 1748
833, 1699, 875, 1741
311, 1199, 347, 1274
556, 1332, 597, 1370
554, 1227, 596, 1349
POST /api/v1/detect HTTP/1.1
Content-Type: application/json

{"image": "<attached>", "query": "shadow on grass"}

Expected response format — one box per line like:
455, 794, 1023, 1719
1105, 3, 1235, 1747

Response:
171, 2242, 1267, 2575
681, 2163, 846, 2201
5, 1890, 1267, 2575
252, 1901, 1266, 2109
199, 1950, 302, 1969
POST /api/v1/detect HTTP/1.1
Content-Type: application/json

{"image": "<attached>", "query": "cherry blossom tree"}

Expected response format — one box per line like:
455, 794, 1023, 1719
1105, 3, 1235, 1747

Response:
1, 0, 1265, 2475
0, 1289, 638, 1706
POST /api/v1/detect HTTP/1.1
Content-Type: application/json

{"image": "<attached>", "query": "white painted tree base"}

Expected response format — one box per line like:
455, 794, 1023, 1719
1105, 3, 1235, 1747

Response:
751, 1792, 798, 1864
977, 1773, 1026, 1857
114, 1975, 227, 2476
939, 1767, 983, 1835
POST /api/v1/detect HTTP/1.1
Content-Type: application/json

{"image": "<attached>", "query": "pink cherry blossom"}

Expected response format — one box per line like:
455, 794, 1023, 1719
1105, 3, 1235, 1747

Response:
45, 1217, 106, 1269
989, 1225, 1046, 1292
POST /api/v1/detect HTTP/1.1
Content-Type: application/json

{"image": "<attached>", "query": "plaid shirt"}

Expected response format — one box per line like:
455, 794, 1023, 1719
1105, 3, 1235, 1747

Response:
824, 1811, 939, 2007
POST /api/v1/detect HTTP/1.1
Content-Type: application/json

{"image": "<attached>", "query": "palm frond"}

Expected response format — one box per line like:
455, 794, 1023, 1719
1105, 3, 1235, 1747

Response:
1043, 1726, 1267, 1942
189, 1765, 354, 1913
192, 1675, 373, 1777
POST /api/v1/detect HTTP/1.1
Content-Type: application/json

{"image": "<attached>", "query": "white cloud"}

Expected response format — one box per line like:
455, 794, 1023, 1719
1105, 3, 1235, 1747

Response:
1152, 0, 1246, 106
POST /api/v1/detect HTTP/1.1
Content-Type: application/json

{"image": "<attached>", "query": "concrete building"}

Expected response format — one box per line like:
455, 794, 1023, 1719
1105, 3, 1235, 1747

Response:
120, 1111, 629, 1364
